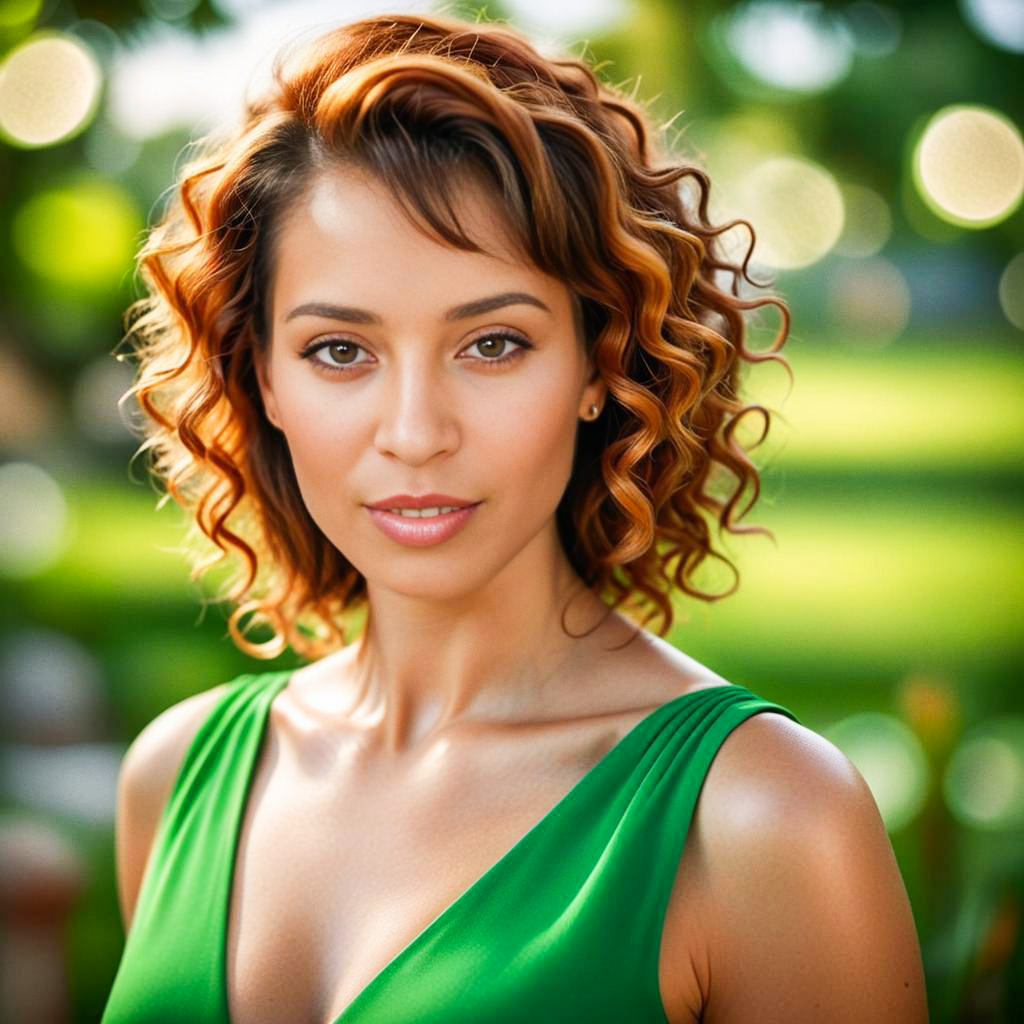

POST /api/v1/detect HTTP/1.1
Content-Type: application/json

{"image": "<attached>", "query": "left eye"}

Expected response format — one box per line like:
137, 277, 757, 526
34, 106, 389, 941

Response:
463, 333, 530, 362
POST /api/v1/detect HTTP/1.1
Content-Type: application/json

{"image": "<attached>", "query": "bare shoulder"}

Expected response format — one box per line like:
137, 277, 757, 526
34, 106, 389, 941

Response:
113, 680, 235, 933
677, 710, 929, 1023
602, 623, 736, 703
700, 708, 861, 818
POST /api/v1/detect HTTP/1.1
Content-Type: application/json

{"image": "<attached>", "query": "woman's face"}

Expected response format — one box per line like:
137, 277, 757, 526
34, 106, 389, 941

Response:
256, 163, 605, 601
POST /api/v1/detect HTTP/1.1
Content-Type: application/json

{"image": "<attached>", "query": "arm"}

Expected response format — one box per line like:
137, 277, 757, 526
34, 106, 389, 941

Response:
677, 713, 928, 1023
113, 683, 232, 932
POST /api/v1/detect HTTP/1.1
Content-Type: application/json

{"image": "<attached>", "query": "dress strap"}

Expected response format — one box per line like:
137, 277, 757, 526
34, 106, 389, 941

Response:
104, 670, 291, 1023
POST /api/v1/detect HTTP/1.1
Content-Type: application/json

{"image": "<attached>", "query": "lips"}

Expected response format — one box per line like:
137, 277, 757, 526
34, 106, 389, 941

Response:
366, 502, 480, 547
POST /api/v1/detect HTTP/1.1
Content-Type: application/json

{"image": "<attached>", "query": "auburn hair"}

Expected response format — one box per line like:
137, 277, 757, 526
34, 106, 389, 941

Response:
119, 8, 792, 660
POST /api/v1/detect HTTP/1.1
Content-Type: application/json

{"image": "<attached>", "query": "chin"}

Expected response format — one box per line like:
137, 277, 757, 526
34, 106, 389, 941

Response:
367, 564, 497, 603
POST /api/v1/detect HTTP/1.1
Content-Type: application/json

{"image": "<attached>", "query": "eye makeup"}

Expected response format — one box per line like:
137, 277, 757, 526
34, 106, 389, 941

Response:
298, 330, 535, 375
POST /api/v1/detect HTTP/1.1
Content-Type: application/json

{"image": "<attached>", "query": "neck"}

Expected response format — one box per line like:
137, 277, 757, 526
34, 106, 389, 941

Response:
348, 524, 612, 753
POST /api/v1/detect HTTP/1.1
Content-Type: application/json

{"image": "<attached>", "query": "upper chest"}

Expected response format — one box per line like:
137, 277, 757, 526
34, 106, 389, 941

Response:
224, 685, 713, 1024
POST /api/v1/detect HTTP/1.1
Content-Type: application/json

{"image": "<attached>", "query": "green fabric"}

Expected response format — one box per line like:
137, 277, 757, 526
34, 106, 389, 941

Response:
102, 669, 800, 1022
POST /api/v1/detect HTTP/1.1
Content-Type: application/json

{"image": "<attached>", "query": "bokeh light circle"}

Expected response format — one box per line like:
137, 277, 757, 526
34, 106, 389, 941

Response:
736, 155, 845, 269
959, 0, 1024, 54
914, 105, 1024, 226
12, 179, 141, 291
998, 251, 1024, 329
0, 627, 104, 742
827, 257, 911, 345
0, 346, 57, 446
944, 717, 1024, 830
0, 32, 101, 147
721, 0, 855, 92
83, 116, 142, 175
66, 18, 121, 67
843, 1, 903, 58
0, 0, 43, 30
835, 183, 892, 258
72, 356, 138, 445
0, 461, 70, 578
824, 712, 929, 832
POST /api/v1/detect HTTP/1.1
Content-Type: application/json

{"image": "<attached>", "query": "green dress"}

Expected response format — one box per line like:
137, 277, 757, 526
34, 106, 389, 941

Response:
101, 669, 800, 1022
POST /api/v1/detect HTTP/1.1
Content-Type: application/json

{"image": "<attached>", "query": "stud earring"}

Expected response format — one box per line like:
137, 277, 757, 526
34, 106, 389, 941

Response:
583, 403, 600, 420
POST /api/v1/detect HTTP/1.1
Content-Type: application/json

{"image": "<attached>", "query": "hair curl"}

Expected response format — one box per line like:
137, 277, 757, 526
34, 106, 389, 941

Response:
118, 8, 792, 661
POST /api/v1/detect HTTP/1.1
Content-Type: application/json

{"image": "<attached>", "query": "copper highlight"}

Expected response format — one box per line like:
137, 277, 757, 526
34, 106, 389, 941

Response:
118, 10, 792, 660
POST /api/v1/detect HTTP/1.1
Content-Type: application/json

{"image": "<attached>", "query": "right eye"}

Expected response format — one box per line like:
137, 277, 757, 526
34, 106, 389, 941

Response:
300, 339, 373, 374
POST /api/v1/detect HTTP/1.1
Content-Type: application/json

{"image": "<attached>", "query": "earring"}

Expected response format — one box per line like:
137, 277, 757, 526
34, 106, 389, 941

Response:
583, 403, 600, 421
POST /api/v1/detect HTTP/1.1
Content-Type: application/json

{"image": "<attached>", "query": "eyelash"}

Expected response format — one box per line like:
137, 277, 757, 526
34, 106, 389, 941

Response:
299, 331, 534, 375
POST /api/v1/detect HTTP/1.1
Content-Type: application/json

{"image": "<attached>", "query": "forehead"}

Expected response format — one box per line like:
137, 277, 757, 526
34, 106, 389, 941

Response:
266, 163, 583, 342
271, 163, 526, 293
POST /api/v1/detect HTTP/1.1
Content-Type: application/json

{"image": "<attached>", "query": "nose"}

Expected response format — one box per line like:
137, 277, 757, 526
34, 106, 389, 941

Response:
372, 359, 460, 466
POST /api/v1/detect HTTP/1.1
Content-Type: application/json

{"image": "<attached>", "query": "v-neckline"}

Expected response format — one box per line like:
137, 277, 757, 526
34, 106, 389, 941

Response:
223, 671, 740, 1024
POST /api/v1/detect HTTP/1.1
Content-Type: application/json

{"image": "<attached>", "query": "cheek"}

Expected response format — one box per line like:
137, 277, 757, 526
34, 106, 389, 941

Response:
271, 384, 369, 515
484, 368, 581, 505
501, 392, 576, 476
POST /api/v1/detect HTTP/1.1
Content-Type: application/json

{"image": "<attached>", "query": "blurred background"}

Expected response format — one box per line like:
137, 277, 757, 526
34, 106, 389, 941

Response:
0, 0, 1021, 1020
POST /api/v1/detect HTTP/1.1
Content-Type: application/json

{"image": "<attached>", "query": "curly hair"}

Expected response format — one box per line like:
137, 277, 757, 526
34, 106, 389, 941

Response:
118, 8, 792, 661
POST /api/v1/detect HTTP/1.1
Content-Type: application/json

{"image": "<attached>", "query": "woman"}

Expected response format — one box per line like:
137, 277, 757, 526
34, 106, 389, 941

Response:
102, 10, 927, 1023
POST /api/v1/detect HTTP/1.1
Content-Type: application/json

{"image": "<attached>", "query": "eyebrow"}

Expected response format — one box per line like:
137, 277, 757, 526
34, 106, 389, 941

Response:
283, 290, 551, 325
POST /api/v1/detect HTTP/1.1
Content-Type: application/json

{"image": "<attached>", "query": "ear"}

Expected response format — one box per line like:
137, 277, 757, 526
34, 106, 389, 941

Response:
253, 347, 282, 431
580, 358, 608, 417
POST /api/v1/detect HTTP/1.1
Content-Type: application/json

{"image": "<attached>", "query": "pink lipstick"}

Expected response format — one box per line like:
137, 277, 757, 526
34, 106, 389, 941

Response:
364, 494, 481, 548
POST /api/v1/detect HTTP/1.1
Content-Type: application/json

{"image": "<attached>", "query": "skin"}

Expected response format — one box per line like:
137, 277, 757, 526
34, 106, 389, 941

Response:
113, 161, 929, 1023
255, 160, 611, 747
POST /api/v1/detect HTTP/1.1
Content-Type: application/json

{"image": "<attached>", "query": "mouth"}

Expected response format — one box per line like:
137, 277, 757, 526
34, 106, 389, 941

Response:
365, 502, 482, 547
